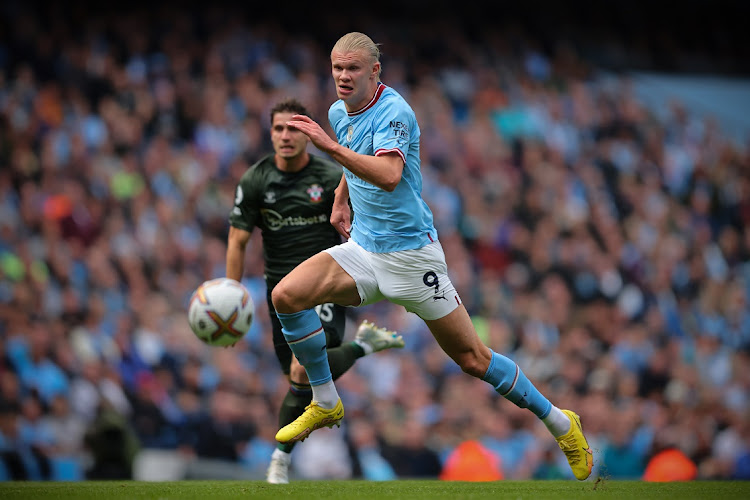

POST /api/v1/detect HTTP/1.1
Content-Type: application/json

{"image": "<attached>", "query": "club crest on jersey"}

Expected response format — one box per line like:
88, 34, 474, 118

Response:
264, 191, 276, 204
307, 184, 324, 203
346, 125, 353, 144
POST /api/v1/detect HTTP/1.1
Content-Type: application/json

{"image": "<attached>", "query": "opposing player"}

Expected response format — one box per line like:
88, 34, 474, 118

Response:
226, 98, 404, 484
270, 33, 594, 480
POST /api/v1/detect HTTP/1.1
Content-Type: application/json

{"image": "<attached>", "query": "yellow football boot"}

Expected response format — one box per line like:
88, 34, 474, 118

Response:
556, 409, 594, 480
275, 399, 344, 444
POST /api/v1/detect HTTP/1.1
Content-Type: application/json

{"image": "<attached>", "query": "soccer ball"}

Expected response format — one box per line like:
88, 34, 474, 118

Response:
187, 278, 254, 347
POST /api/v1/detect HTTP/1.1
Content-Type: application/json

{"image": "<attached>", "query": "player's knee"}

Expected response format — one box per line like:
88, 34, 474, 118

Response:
271, 282, 298, 314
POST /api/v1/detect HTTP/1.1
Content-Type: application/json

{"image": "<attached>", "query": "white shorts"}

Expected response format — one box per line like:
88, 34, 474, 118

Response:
324, 239, 462, 321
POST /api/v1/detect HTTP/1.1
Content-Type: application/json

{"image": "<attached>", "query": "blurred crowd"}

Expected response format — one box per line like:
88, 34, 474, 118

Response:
1, 3, 750, 482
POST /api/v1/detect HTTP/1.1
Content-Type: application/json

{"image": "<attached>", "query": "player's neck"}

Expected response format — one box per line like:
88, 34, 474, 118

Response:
345, 82, 380, 113
275, 153, 309, 173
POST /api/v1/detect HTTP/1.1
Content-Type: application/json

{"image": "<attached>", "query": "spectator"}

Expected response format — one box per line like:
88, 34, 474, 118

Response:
380, 417, 443, 478
348, 419, 396, 481
83, 404, 140, 480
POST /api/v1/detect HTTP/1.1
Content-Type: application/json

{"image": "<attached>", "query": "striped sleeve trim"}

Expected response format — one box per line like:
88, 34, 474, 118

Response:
375, 147, 406, 163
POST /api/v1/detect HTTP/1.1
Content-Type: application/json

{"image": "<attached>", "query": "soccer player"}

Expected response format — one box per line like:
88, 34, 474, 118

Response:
270, 33, 595, 481
226, 98, 405, 484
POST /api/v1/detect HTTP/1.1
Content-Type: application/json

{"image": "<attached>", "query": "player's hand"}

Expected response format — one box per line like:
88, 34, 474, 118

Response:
331, 203, 351, 239
287, 115, 338, 153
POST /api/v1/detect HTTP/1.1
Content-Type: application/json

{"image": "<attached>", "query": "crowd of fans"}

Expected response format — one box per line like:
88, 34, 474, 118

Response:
1, 3, 749, 482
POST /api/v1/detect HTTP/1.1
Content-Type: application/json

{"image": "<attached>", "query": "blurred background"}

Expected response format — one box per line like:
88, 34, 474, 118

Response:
1, 0, 749, 483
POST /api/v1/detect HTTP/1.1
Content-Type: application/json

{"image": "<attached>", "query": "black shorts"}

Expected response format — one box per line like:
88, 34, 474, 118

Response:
266, 285, 346, 375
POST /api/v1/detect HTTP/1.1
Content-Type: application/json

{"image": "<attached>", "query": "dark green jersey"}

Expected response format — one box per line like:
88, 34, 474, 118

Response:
229, 154, 344, 284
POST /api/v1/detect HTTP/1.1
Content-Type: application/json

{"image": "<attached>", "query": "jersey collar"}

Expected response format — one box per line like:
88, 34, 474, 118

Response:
347, 83, 386, 116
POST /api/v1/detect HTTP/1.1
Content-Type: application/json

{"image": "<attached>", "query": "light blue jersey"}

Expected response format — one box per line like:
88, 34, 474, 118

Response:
329, 83, 437, 253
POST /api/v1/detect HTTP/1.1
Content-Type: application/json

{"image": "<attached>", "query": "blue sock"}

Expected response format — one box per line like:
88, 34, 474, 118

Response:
482, 350, 552, 419
277, 309, 332, 386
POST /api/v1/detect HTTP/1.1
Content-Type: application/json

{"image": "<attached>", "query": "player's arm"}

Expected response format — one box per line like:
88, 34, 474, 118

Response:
330, 148, 403, 192
286, 114, 403, 192
331, 174, 352, 238
226, 226, 252, 281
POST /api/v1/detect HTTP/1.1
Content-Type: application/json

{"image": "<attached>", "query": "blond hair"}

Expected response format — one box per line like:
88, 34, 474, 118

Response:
332, 32, 382, 78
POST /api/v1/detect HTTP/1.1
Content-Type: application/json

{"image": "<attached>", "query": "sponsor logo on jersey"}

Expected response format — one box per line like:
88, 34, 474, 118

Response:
307, 184, 324, 203
389, 120, 409, 147
260, 209, 328, 231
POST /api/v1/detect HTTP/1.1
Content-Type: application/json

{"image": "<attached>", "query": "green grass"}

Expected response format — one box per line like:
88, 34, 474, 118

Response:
1, 480, 749, 500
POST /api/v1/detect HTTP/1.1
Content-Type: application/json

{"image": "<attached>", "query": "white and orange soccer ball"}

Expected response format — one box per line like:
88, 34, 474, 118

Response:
187, 278, 254, 347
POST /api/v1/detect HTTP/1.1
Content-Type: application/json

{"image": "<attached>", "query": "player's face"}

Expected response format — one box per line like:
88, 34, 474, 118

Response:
331, 49, 380, 111
271, 111, 309, 160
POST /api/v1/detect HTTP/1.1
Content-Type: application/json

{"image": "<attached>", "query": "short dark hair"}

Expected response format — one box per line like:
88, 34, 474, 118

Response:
270, 98, 309, 122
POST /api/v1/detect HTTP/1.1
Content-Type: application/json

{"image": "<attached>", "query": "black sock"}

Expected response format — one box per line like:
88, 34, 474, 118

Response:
328, 342, 364, 380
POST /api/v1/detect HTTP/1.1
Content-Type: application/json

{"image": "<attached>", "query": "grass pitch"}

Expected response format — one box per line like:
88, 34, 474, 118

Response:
1, 479, 749, 500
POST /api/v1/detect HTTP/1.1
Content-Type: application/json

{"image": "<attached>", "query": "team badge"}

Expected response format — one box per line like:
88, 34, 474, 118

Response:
347, 125, 353, 144
307, 184, 324, 202
264, 191, 276, 203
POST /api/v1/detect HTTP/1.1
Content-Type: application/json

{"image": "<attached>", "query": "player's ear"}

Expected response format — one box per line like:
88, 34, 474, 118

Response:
372, 62, 381, 79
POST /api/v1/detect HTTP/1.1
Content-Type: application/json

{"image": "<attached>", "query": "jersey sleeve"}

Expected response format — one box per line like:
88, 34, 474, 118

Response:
371, 98, 411, 163
228, 168, 260, 232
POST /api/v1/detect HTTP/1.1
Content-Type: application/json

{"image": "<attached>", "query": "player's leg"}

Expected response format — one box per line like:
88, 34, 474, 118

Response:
424, 304, 593, 480
272, 250, 363, 443
265, 291, 302, 484
265, 295, 359, 482
279, 305, 402, 423
272, 307, 402, 450
425, 306, 592, 479
424, 305, 554, 412
273, 251, 360, 399
378, 241, 593, 480
275, 310, 353, 449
